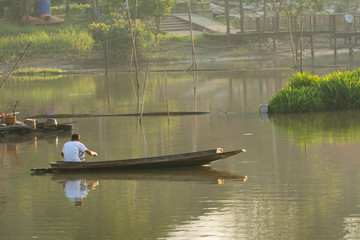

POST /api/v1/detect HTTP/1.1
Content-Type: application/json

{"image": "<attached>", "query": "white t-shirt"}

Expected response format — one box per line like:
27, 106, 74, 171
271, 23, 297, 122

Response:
62, 141, 88, 162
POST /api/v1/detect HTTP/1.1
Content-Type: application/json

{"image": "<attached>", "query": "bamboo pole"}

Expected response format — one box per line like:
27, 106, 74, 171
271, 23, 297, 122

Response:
140, 120, 148, 156
164, 68, 169, 119
256, 18, 261, 51
139, 60, 150, 123
125, 0, 141, 114
300, 19, 304, 73
105, 37, 108, 76
193, 71, 198, 112
310, 35, 314, 65
332, 15, 337, 65
285, 3, 297, 67
0, 42, 32, 89
225, 0, 230, 35
125, 0, 140, 91
105, 76, 111, 110
187, 2, 197, 71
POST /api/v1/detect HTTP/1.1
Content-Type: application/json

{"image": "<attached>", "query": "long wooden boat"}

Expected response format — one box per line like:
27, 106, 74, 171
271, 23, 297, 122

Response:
30, 148, 246, 173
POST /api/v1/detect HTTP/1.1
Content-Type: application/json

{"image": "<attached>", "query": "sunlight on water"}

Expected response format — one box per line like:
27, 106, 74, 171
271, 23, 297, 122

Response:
2, 60, 360, 239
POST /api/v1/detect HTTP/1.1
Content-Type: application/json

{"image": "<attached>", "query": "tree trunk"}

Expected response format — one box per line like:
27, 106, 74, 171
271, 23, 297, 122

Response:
225, 0, 230, 35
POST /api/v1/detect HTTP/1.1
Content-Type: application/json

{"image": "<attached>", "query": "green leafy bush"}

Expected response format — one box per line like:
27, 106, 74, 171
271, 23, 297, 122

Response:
89, 19, 155, 57
268, 69, 360, 113
51, 4, 90, 15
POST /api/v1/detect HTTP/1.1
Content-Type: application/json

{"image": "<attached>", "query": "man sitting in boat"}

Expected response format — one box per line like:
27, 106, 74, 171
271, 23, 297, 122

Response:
61, 134, 97, 162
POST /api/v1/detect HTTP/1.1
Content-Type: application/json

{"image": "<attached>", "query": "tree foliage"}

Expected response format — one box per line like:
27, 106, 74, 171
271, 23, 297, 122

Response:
102, 0, 175, 37
88, 19, 155, 58
129, 0, 175, 35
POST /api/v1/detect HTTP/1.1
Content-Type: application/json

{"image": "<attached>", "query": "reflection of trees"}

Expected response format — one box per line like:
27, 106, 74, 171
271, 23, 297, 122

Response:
268, 110, 360, 239
0, 68, 289, 117
269, 111, 360, 146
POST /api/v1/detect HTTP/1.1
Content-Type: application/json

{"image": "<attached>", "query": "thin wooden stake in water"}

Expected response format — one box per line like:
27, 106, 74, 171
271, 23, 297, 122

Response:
139, 60, 150, 123
187, 2, 197, 71
0, 41, 32, 89
164, 68, 169, 118
125, 0, 140, 92
105, 37, 109, 76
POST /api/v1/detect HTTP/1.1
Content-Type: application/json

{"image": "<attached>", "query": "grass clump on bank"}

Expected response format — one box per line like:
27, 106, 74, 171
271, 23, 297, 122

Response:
268, 69, 360, 113
0, 29, 94, 59
13, 68, 65, 76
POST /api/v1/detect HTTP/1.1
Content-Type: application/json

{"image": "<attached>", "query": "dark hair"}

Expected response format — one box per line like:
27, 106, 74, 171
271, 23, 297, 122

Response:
71, 134, 80, 141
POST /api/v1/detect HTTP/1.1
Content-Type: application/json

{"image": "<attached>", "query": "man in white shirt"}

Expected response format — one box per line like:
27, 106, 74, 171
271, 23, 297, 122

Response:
61, 134, 97, 162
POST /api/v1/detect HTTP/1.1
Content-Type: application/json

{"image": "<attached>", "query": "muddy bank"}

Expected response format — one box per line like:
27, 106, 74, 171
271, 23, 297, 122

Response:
0, 38, 354, 74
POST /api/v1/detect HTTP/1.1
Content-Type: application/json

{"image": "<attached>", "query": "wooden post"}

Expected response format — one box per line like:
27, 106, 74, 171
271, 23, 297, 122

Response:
66, 0, 70, 17
272, 17, 276, 51
313, 14, 317, 31
332, 15, 337, 65
187, 2, 197, 71
293, 16, 298, 62
139, 60, 150, 123
105, 37, 108, 76
225, 0, 230, 35
349, 20, 353, 61
355, 17, 358, 45
300, 20, 304, 73
240, 0, 244, 33
349, 21, 353, 60
285, 2, 296, 67
164, 68, 169, 119
263, 0, 267, 31
329, 15, 333, 45
275, 12, 279, 32
256, 18, 261, 51
125, 0, 140, 92
310, 35, 314, 65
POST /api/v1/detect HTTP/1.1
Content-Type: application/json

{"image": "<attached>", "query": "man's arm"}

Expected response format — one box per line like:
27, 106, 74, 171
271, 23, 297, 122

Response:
61, 152, 64, 157
85, 150, 97, 157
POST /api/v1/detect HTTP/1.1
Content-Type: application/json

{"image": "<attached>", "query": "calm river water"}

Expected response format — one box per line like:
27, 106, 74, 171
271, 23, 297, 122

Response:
1, 56, 360, 240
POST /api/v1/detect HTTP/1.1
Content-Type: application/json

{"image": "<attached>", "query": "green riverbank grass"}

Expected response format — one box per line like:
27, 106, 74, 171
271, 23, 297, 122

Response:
268, 69, 360, 113
13, 68, 65, 76
0, 20, 94, 61
0, 29, 94, 59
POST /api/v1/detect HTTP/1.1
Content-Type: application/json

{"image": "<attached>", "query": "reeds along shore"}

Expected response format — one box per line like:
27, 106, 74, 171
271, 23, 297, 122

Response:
268, 69, 360, 114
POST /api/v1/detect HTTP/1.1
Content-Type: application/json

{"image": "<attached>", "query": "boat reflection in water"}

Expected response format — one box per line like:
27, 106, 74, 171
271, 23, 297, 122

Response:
52, 167, 247, 185
51, 167, 247, 206
62, 179, 99, 207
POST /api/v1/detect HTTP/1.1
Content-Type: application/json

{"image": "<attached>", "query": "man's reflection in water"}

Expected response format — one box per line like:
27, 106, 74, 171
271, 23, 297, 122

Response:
63, 179, 99, 206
